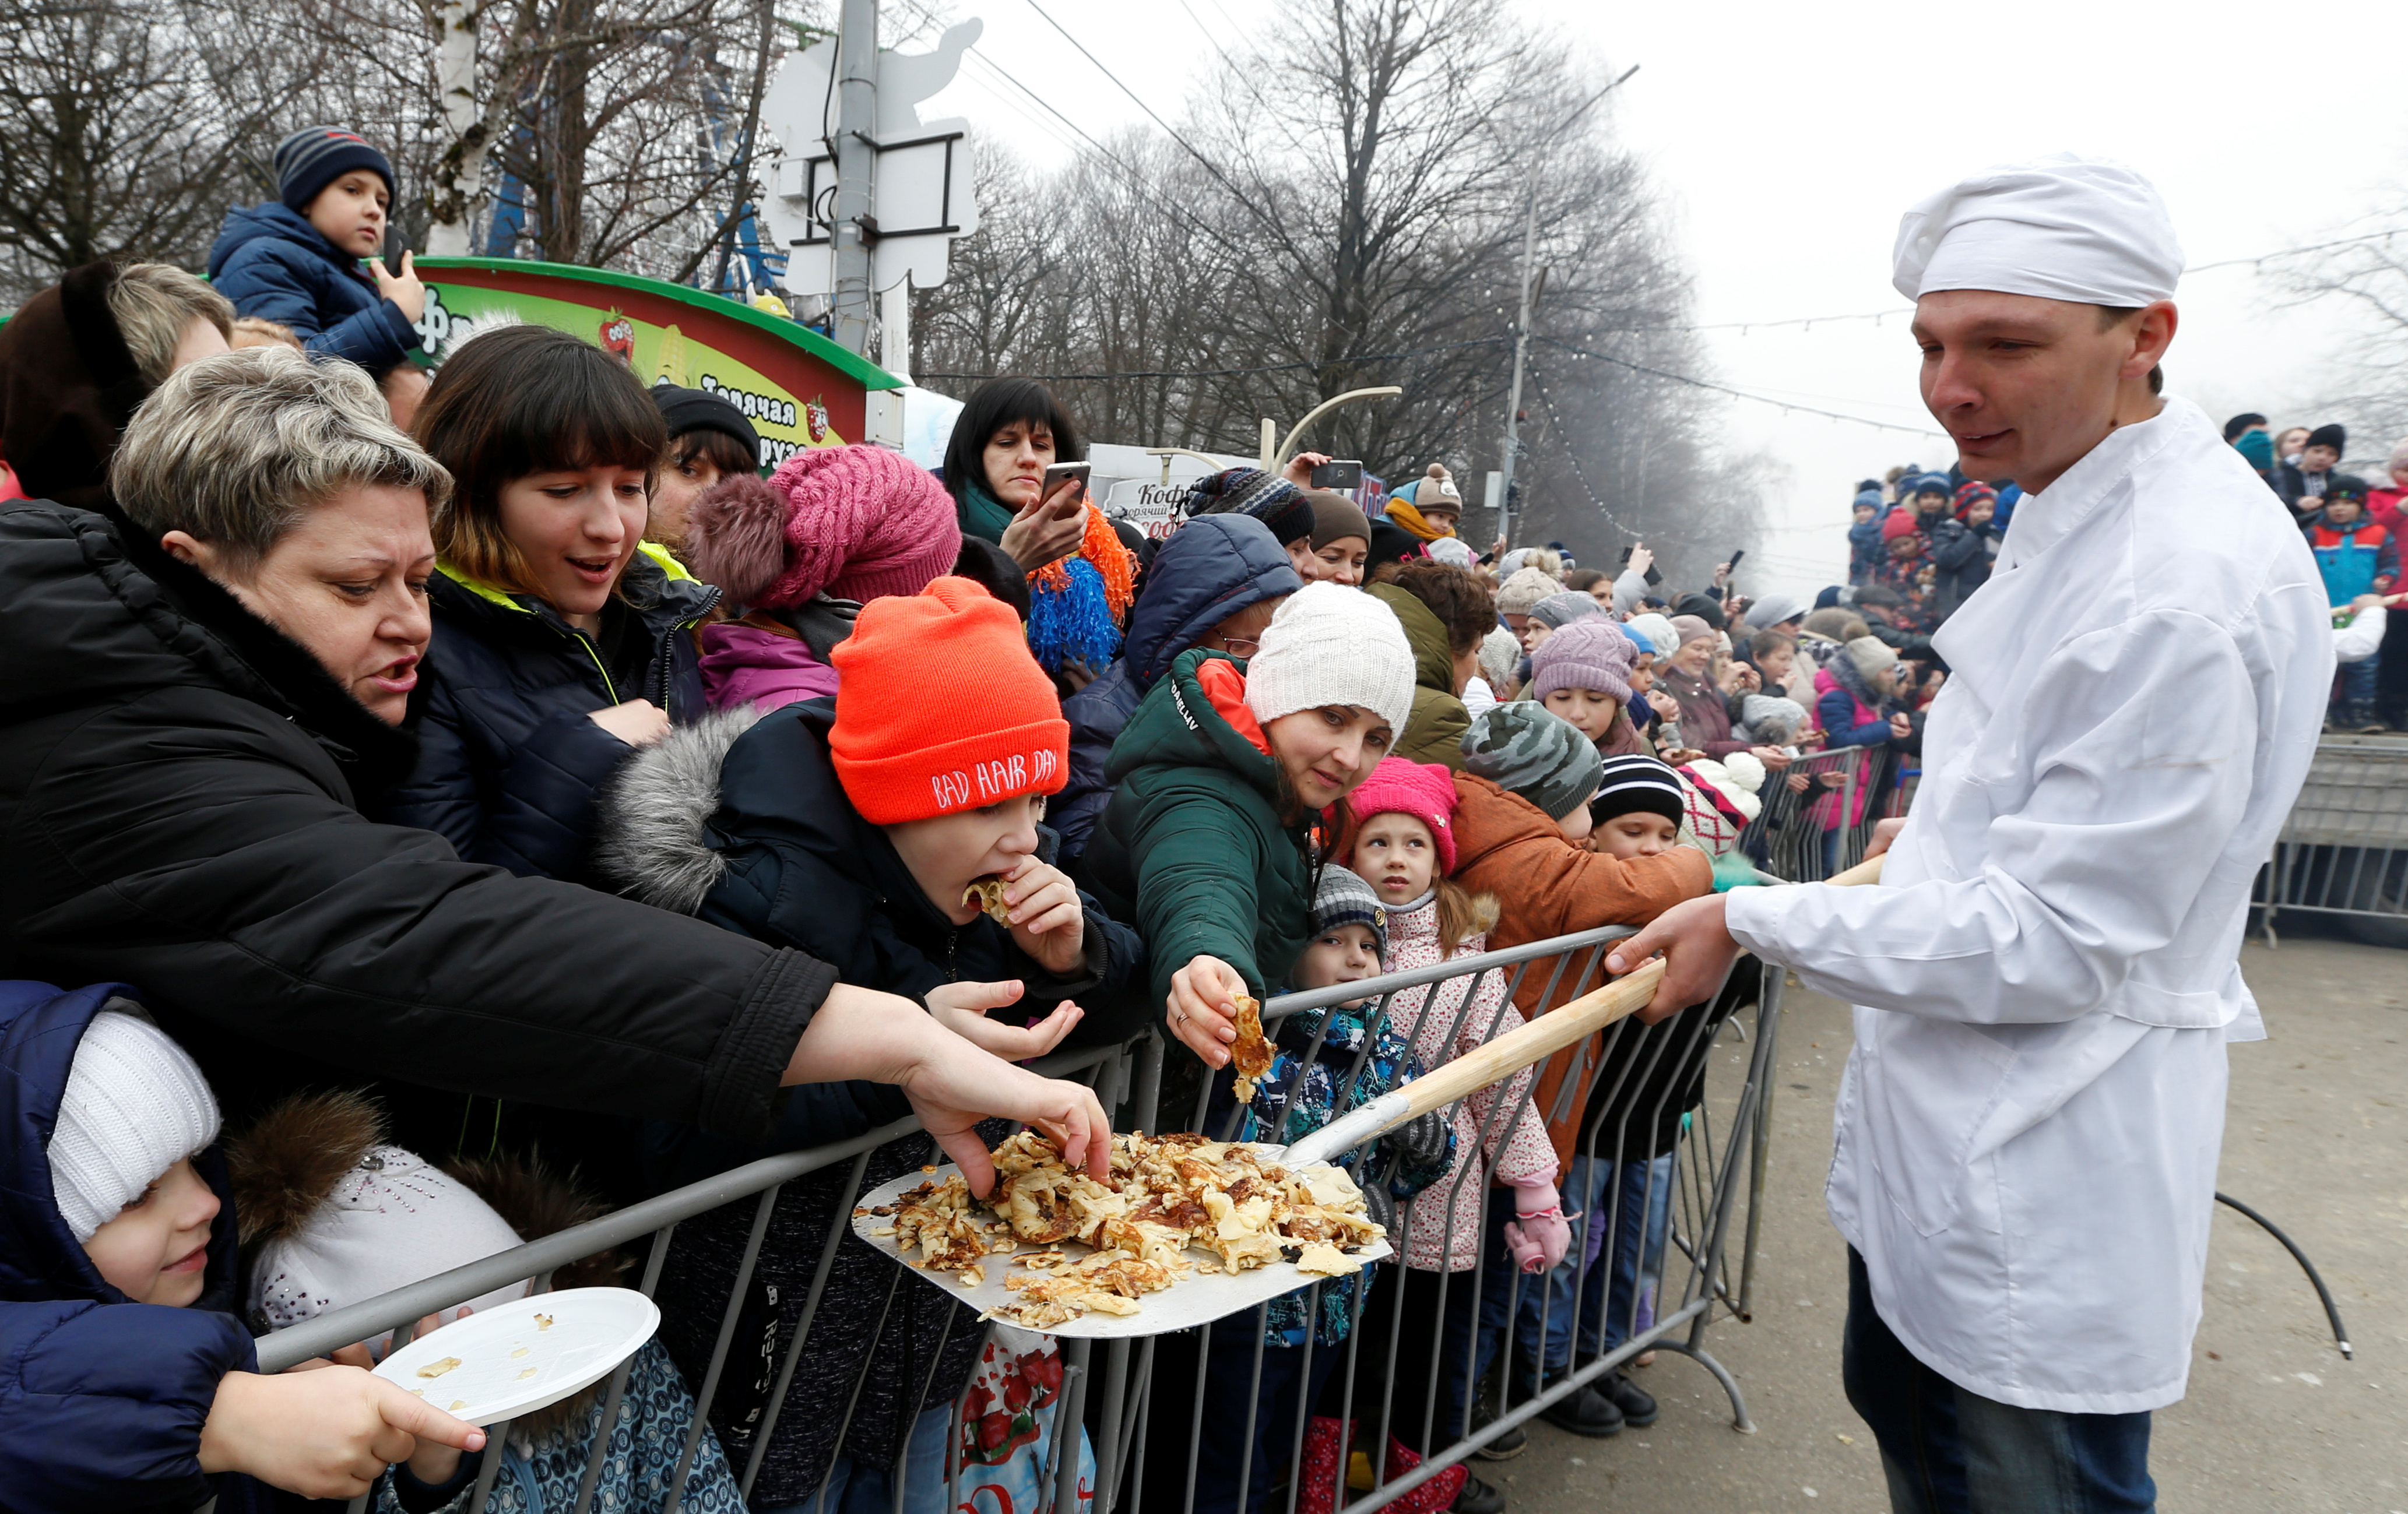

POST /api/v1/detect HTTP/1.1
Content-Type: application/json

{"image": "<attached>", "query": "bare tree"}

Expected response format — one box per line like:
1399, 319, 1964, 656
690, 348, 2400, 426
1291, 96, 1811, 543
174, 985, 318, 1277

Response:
2265, 212, 2408, 463
0, 1, 297, 298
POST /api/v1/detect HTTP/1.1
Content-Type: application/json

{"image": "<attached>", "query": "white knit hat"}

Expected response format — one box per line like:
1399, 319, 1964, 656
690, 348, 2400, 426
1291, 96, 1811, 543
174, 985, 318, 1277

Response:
1244, 581, 1416, 738
248, 1145, 532, 1344
47, 1004, 220, 1243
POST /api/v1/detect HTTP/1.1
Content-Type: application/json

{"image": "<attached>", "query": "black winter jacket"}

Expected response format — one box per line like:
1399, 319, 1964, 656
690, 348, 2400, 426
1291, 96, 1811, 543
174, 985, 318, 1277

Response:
0, 981, 256, 1514
592, 699, 1148, 1505
381, 545, 718, 882
0, 498, 835, 1152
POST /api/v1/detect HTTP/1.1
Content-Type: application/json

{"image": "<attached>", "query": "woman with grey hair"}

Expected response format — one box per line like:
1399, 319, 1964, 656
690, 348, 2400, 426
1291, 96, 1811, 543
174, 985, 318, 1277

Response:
0, 345, 1109, 1195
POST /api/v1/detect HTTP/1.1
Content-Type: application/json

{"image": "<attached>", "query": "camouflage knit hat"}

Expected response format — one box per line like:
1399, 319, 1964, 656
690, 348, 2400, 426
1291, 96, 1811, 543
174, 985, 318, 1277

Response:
1460, 703, 1603, 821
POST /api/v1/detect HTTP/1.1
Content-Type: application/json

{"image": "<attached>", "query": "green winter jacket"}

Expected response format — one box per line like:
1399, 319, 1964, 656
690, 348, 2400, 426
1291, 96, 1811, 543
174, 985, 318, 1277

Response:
1367, 582, 1469, 769
1082, 649, 1319, 1016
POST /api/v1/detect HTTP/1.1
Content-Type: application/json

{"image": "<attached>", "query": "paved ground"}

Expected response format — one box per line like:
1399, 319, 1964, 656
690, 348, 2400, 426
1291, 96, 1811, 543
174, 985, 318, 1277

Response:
1501, 931, 2408, 1513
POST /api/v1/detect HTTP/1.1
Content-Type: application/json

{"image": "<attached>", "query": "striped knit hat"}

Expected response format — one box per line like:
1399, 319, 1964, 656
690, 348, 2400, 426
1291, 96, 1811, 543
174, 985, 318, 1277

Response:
1311, 865, 1389, 958
1590, 753, 1687, 826
275, 126, 394, 213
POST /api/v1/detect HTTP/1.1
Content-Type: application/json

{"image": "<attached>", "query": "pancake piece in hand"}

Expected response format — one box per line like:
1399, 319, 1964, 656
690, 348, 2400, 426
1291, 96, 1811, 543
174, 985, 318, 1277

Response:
964, 875, 1013, 924
1230, 994, 1274, 1103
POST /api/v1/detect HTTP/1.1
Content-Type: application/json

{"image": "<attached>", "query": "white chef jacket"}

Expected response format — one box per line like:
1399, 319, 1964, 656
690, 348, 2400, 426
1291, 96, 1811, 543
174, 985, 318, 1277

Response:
1726, 396, 2332, 1414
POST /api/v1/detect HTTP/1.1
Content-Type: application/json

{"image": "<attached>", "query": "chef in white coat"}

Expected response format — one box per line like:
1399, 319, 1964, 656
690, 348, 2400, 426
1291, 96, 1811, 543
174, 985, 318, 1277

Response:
1608, 156, 2332, 1512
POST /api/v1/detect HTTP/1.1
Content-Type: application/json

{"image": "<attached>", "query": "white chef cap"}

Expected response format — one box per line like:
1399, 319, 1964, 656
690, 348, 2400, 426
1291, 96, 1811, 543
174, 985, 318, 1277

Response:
1891, 153, 2184, 307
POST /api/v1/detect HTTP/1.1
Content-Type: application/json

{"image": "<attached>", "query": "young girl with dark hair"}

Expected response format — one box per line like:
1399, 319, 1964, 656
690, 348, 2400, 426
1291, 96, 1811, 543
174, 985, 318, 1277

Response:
382, 323, 719, 882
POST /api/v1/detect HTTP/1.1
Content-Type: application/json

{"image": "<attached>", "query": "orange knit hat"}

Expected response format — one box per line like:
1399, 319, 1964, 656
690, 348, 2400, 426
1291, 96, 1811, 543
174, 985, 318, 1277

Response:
829, 576, 1070, 823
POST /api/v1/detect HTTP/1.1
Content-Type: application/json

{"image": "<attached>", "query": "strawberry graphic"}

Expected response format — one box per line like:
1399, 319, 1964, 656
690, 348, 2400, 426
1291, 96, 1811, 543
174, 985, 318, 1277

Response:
598, 315, 634, 362
805, 396, 829, 443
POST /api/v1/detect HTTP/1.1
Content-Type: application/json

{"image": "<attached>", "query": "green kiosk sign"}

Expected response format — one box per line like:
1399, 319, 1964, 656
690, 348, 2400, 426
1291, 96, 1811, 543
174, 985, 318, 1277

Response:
408, 258, 902, 469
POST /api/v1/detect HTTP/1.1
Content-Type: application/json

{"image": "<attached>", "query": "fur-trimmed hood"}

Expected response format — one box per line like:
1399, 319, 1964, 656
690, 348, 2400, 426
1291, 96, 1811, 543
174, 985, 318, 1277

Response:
226, 1090, 630, 1436
591, 703, 767, 914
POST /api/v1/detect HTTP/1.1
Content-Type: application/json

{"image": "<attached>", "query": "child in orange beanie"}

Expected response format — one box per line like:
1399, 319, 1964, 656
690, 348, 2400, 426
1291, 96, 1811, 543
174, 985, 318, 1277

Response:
593, 576, 1148, 1511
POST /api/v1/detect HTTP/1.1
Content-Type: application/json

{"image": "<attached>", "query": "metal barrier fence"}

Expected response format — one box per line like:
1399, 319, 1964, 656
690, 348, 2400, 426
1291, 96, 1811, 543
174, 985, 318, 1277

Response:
245, 928, 1791, 1514
1739, 744, 1909, 882
2256, 734, 2408, 946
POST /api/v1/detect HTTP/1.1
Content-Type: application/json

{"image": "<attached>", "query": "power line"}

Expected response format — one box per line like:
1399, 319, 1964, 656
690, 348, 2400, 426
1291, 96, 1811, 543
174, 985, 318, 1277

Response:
1016, 0, 1329, 295
1534, 335, 1949, 438
919, 335, 1510, 384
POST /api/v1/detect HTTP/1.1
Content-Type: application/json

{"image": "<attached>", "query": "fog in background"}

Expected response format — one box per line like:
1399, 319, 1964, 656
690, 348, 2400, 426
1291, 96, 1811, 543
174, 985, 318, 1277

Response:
932, 0, 2407, 598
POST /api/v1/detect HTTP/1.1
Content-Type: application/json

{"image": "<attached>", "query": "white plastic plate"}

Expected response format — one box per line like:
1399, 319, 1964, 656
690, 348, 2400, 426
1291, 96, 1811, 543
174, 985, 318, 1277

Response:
372, 1286, 660, 1427
850, 1161, 1392, 1339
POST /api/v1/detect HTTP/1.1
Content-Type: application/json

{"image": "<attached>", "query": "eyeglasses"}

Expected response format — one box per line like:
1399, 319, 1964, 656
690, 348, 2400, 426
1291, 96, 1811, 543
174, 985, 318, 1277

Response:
1217, 638, 1261, 659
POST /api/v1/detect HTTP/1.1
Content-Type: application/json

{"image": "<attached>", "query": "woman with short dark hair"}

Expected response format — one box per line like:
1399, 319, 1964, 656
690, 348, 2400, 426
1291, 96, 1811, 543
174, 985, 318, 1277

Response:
381, 323, 716, 881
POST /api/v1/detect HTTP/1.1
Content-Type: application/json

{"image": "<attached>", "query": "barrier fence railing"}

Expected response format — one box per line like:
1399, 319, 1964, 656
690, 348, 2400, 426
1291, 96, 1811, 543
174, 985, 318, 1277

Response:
241, 928, 1790, 1514
2254, 733, 2408, 946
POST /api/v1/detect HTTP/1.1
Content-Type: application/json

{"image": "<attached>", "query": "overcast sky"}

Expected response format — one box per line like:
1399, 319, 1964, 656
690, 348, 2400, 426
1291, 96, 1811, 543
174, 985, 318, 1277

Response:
921, 0, 2407, 597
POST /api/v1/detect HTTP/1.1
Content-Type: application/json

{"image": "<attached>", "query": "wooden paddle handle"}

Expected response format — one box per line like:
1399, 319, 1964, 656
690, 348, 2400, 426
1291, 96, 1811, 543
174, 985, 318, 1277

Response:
1380, 959, 1665, 1124
1280, 862, 1883, 1167
1827, 853, 1886, 888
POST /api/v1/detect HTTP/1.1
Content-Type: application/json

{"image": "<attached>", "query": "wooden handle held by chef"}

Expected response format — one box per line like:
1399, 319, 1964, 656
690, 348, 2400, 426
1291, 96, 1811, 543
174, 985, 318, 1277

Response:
1827, 853, 1885, 888
1282, 859, 1881, 1168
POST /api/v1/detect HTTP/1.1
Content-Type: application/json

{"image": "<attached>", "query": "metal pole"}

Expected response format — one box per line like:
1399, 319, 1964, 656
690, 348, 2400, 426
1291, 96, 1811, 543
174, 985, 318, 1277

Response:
831, 0, 878, 354
1497, 188, 1538, 548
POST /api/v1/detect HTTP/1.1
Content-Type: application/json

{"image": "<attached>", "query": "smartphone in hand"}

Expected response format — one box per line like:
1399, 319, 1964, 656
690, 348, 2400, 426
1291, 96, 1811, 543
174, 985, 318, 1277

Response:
1310, 459, 1364, 490
1039, 460, 1091, 507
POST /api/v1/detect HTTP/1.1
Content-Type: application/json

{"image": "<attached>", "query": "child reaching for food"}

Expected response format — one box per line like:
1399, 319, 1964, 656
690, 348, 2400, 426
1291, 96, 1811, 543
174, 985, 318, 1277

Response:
592, 575, 1148, 1513
1152, 866, 1458, 1514
1337, 759, 1567, 1513
226, 1090, 746, 1513
0, 982, 483, 1512
1446, 715, 1716, 1439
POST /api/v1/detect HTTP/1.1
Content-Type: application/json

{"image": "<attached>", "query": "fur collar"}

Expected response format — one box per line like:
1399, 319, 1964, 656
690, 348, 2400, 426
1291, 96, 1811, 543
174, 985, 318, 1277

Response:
591, 704, 767, 913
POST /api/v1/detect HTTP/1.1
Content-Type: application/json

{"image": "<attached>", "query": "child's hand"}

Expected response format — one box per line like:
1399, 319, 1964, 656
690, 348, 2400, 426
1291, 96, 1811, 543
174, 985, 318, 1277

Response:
925, 978, 1083, 1061
371, 249, 427, 323
1787, 772, 1811, 794
284, 1311, 473, 1484
198, 1366, 483, 1499
999, 857, 1086, 976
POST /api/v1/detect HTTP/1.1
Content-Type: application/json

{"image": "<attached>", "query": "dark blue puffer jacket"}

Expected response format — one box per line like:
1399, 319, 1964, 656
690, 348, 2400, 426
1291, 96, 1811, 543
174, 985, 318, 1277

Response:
206, 202, 420, 372
1054, 514, 1300, 868
0, 981, 256, 1514
379, 544, 719, 881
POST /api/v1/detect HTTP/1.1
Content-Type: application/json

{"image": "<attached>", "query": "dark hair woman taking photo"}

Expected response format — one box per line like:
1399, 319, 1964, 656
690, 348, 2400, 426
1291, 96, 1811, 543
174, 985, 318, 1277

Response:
941, 376, 1092, 573
384, 323, 717, 881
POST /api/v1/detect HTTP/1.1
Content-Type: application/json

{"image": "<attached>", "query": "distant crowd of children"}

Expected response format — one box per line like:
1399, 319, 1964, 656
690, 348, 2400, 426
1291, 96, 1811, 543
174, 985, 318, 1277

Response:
0, 119, 1852, 1514
1841, 420, 2406, 734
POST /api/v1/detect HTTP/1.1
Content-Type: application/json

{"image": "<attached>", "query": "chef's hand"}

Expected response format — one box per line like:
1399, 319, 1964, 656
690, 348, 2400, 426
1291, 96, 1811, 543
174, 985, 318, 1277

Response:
925, 980, 1083, 1061
1605, 894, 1739, 1025
1862, 816, 1907, 861
1167, 954, 1247, 1067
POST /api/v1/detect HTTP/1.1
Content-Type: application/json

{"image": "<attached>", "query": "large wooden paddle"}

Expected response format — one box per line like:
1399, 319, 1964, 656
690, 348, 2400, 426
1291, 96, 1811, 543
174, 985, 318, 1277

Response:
1282, 854, 1884, 1167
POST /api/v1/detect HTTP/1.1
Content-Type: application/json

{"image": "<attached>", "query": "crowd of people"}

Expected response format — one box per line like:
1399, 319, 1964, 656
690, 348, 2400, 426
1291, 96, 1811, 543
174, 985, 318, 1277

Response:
0, 121, 1890, 1514
1842, 418, 2403, 733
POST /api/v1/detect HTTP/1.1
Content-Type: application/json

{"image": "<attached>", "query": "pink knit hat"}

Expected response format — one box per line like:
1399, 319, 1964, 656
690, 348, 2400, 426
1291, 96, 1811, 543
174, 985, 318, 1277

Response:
1345, 757, 1463, 874
686, 444, 962, 608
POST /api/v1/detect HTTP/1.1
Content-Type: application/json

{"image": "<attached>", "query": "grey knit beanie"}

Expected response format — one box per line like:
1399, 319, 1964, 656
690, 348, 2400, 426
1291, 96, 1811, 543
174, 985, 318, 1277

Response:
1528, 591, 1602, 631
1530, 618, 1636, 704
1494, 567, 1563, 617
1461, 704, 1604, 821
1845, 635, 1900, 678
47, 1005, 221, 1243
